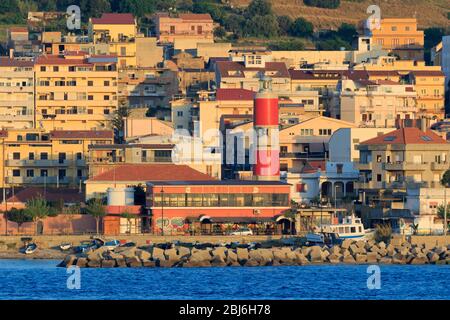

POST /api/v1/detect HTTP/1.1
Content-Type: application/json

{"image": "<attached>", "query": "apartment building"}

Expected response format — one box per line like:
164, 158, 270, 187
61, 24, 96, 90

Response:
118, 66, 178, 109
357, 127, 450, 191
339, 79, 417, 127
0, 58, 35, 129
366, 18, 424, 60
34, 52, 118, 131
89, 13, 163, 68
153, 13, 214, 45
408, 70, 446, 120
0, 129, 113, 188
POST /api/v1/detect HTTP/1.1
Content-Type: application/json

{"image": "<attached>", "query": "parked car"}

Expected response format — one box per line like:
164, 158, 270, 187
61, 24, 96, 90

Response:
230, 228, 253, 236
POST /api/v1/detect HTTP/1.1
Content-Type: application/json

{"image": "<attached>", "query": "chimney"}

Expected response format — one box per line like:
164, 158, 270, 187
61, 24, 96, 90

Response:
420, 117, 427, 132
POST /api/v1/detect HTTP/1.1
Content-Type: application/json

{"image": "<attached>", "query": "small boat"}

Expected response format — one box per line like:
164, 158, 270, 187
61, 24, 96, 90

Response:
306, 232, 342, 246
103, 239, 120, 250
25, 243, 37, 254
59, 243, 72, 251
319, 215, 367, 240
119, 241, 136, 248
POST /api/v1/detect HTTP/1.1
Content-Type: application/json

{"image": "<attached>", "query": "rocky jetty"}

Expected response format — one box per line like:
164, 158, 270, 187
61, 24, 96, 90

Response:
58, 239, 450, 268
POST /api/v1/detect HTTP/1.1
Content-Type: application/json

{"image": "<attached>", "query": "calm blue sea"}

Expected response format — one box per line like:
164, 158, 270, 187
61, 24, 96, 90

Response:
0, 260, 448, 300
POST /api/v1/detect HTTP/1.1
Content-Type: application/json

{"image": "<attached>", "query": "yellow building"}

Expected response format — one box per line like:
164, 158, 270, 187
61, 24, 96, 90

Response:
0, 58, 35, 129
35, 52, 118, 131
366, 18, 424, 61
409, 70, 446, 120
0, 129, 113, 188
89, 13, 163, 68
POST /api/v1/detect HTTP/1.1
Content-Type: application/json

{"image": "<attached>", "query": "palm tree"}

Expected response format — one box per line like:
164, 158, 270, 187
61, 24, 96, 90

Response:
24, 196, 52, 235
85, 198, 106, 235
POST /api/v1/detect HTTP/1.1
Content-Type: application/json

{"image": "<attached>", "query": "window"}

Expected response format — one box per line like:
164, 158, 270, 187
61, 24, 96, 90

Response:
28, 152, 34, 160
104, 109, 110, 115
13, 152, 20, 160
336, 164, 343, 174
104, 95, 110, 100
377, 174, 382, 182
40, 66, 46, 72
13, 170, 20, 177
88, 95, 94, 100
26, 169, 34, 177
376, 155, 382, 162
104, 81, 110, 86
58, 169, 66, 179
53, 66, 59, 72
88, 81, 93, 86
170, 26, 175, 33
77, 169, 83, 177
76, 152, 82, 160
177, 111, 183, 117
40, 169, 48, 177
40, 152, 48, 160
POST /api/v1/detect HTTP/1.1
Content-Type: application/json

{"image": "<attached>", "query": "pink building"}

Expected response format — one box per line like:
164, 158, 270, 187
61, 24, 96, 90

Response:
153, 13, 214, 44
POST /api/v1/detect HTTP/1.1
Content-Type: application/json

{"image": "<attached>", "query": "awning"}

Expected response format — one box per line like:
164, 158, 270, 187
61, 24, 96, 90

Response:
185, 216, 275, 224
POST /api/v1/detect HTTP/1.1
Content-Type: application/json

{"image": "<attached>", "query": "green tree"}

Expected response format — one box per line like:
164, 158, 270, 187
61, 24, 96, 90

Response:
303, 0, 340, 9
0, 0, 19, 12
85, 198, 106, 235
134, 184, 146, 206
112, 104, 130, 143
290, 17, 314, 38
437, 204, 450, 220
277, 15, 293, 36
24, 196, 52, 235
214, 26, 226, 38
6, 208, 32, 233
245, 0, 272, 18
243, 14, 279, 38
337, 23, 357, 44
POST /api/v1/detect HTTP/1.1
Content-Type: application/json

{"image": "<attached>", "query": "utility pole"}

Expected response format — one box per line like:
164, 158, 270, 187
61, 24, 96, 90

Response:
160, 187, 165, 236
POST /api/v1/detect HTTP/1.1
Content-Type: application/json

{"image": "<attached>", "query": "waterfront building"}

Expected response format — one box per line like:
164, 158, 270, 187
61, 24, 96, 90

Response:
0, 129, 113, 188
146, 180, 292, 235
0, 58, 35, 129
34, 52, 119, 131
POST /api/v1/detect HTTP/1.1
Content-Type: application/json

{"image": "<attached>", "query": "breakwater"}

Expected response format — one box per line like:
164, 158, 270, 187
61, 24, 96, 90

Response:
59, 239, 450, 268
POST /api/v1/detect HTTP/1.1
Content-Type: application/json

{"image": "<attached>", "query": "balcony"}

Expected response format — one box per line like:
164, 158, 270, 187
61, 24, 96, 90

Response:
6, 176, 71, 184
5, 159, 72, 167
383, 162, 428, 171
431, 162, 449, 171
357, 162, 372, 170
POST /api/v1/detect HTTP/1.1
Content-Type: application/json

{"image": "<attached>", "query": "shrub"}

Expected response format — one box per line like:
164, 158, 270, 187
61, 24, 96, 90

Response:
290, 17, 314, 37
374, 224, 392, 243
303, 0, 340, 9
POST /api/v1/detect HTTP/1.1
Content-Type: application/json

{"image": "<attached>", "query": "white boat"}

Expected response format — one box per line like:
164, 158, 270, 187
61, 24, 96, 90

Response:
319, 215, 368, 240
59, 243, 72, 251
25, 243, 38, 254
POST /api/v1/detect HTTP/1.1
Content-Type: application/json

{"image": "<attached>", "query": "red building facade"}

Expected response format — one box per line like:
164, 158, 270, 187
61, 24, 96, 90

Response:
146, 181, 291, 235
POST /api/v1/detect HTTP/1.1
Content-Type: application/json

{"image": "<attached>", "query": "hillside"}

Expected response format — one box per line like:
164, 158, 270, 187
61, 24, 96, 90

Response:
230, 0, 450, 29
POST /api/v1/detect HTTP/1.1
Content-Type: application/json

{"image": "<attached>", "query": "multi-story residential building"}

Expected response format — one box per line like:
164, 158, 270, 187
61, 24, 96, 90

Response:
89, 13, 163, 68
339, 79, 417, 127
279, 116, 357, 174
153, 13, 214, 47
7, 27, 41, 58
87, 143, 174, 178
408, 70, 446, 120
215, 55, 291, 92
365, 18, 424, 61
0, 58, 35, 129
34, 52, 118, 130
118, 66, 178, 109
0, 129, 114, 188
356, 126, 450, 191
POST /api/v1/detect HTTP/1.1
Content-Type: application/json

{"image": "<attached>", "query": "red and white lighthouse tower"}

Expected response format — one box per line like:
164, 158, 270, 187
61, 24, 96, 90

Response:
253, 76, 279, 181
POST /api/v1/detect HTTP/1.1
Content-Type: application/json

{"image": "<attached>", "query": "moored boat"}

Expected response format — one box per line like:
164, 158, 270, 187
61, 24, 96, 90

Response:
320, 215, 367, 240
24, 243, 38, 254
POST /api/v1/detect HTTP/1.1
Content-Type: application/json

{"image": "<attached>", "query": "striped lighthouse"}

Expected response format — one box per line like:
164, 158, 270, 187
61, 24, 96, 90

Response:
253, 76, 280, 181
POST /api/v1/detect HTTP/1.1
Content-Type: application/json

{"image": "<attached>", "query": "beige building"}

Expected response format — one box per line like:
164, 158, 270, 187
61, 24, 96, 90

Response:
34, 52, 119, 131
339, 79, 417, 127
357, 127, 450, 191
0, 58, 35, 129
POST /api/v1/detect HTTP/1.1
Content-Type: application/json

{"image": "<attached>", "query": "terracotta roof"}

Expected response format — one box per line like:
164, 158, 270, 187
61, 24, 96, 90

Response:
360, 127, 448, 145
289, 69, 369, 81
50, 130, 114, 140
217, 61, 290, 78
89, 164, 216, 182
91, 13, 135, 25
301, 160, 326, 173
216, 88, 255, 101
7, 187, 84, 203
35, 55, 90, 66
179, 13, 212, 21
9, 27, 28, 33
0, 57, 34, 67
409, 70, 445, 77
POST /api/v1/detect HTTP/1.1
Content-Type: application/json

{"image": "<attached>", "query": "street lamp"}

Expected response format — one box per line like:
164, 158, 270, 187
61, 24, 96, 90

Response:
160, 188, 165, 236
